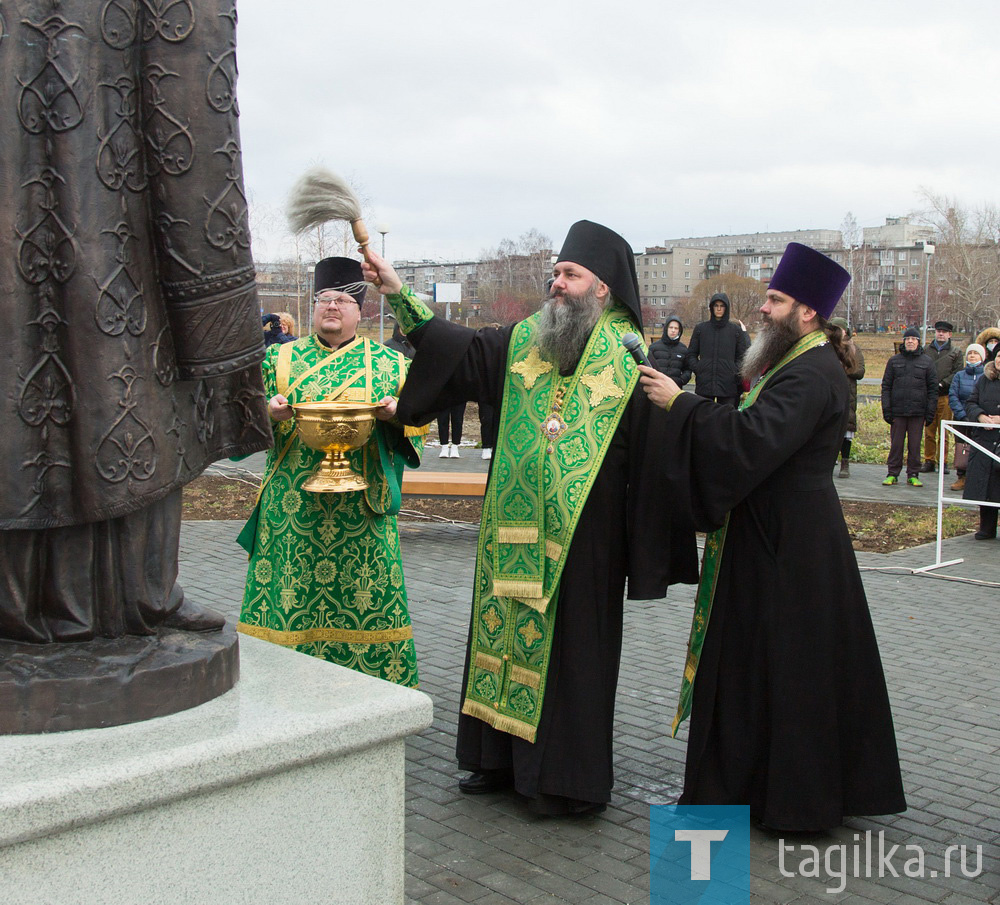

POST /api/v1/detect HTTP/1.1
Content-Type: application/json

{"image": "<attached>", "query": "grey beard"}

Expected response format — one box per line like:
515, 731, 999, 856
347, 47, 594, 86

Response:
740, 315, 801, 383
536, 285, 604, 372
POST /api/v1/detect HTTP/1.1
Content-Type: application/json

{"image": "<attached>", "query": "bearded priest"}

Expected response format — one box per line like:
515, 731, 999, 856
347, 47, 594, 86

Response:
639, 243, 906, 832
362, 221, 698, 816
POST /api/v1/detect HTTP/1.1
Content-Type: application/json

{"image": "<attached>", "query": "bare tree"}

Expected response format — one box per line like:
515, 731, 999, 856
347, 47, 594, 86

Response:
914, 190, 1000, 335
477, 229, 553, 321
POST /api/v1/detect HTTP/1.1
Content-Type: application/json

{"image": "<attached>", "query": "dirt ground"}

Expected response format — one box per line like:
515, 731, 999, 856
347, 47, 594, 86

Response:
181, 476, 977, 554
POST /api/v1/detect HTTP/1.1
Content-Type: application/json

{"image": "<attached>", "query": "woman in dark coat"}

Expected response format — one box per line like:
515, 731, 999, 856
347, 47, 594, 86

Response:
962, 357, 1000, 539
830, 317, 865, 477
648, 316, 691, 386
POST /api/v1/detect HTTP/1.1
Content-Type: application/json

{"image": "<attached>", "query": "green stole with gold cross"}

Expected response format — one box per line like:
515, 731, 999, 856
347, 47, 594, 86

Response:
461, 303, 641, 742
671, 329, 829, 736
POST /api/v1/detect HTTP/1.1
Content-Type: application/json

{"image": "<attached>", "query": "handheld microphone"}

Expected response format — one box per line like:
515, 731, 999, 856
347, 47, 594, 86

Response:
621, 333, 650, 368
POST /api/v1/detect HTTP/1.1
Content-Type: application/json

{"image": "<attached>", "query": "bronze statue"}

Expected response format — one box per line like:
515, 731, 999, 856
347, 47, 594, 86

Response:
0, 0, 271, 731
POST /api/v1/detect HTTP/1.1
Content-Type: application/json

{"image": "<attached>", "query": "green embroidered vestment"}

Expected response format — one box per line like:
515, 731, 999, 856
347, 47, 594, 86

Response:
238, 335, 424, 687
461, 305, 642, 741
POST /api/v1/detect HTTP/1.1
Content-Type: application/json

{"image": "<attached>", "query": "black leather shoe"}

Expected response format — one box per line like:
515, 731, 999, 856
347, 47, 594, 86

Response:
974, 531, 997, 540
919, 461, 936, 473
458, 770, 513, 794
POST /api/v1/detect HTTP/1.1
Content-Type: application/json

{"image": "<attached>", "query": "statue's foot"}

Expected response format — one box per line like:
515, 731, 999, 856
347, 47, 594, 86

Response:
162, 599, 226, 632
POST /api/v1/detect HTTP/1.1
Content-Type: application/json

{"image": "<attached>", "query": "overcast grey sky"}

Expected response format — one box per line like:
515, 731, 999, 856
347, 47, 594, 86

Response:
235, 0, 1000, 264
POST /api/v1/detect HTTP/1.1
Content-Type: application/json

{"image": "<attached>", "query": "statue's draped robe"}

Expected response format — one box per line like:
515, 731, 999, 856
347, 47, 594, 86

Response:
666, 340, 905, 830
0, 1, 269, 641
238, 336, 423, 688
398, 316, 698, 806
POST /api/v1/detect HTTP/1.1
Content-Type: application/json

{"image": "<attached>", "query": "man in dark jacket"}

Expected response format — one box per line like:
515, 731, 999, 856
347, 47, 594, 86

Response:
881, 327, 937, 485
921, 320, 964, 474
685, 293, 750, 407
648, 316, 691, 386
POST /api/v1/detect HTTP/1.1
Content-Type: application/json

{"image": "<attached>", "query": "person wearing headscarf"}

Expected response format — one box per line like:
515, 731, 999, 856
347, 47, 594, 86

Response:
361, 221, 698, 816
639, 243, 905, 831
962, 348, 1000, 540
829, 317, 865, 477
238, 257, 427, 687
948, 343, 986, 491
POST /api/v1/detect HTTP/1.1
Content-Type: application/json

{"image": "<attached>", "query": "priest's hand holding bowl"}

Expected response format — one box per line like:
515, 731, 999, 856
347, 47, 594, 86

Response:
360, 249, 403, 294
269, 393, 294, 421
638, 365, 681, 410
375, 396, 398, 421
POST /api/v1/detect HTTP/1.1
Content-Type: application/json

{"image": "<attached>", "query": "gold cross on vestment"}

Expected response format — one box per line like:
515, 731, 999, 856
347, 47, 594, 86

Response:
581, 364, 624, 407
510, 346, 553, 389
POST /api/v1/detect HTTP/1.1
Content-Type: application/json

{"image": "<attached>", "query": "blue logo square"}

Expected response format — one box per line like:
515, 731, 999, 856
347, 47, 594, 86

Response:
651, 805, 756, 904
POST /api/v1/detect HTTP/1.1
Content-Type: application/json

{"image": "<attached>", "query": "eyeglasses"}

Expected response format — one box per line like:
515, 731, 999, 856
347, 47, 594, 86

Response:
313, 294, 351, 310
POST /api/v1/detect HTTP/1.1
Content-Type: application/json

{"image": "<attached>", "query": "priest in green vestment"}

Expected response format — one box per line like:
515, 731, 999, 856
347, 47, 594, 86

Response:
238, 258, 425, 687
361, 222, 699, 816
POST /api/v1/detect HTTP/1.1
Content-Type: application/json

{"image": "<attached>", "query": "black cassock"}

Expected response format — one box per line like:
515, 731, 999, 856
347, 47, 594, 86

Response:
399, 317, 698, 807
665, 341, 906, 830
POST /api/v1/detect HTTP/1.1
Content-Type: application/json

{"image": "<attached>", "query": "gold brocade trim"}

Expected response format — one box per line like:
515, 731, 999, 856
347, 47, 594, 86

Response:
461, 700, 537, 743
684, 651, 697, 684
545, 539, 562, 561
237, 622, 413, 646
492, 578, 543, 598
498, 526, 538, 544
515, 594, 551, 614
474, 651, 503, 673
510, 664, 541, 689
404, 424, 429, 438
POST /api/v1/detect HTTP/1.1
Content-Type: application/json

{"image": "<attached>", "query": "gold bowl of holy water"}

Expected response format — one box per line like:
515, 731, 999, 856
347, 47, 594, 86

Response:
292, 400, 377, 493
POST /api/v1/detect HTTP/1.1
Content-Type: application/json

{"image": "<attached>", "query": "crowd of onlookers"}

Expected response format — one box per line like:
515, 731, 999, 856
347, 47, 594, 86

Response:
647, 296, 1000, 542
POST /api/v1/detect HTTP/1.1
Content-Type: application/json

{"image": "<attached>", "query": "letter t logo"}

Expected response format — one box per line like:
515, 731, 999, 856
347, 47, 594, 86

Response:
675, 830, 729, 880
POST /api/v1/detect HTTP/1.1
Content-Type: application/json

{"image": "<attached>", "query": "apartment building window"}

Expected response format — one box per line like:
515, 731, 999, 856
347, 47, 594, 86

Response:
662, 285, 667, 292
898, 251, 906, 261
910, 258, 919, 266
897, 267, 905, 276
684, 271, 690, 278
899, 281, 907, 290
685, 285, 690, 293
684, 258, 690, 265
643, 271, 648, 278
653, 257, 659, 265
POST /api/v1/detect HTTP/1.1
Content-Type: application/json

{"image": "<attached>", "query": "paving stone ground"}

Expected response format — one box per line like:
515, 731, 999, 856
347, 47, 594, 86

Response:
182, 458, 1000, 905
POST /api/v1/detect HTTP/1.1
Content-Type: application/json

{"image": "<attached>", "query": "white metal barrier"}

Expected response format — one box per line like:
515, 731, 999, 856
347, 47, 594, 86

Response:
916, 419, 1000, 573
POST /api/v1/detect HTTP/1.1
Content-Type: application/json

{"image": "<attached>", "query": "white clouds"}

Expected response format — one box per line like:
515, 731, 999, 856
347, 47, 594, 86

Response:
235, 0, 1000, 262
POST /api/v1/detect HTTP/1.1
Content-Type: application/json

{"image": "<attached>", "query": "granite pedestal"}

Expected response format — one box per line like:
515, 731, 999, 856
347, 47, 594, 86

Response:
0, 635, 432, 905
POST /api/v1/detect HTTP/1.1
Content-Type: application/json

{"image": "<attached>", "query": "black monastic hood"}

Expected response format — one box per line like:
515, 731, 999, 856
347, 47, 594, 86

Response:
556, 220, 642, 328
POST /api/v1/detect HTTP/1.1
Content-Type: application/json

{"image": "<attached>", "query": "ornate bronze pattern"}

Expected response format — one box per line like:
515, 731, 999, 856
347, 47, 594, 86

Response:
97, 75, 147, 192
141, 0, 194, 43
167, 398, 190, 478
17, 15, 84, 134
18, 168, 78, 285
95, 217, 147, 337
204, 138, 250, 255
18, 299, 74, 431
154, 211, 203, 276
227, 369, 270, 446
143, 62, 194, 176
101, 0, 140, 49
192, 381, 216, 445
96, 366, 156, 484
152, 324, 179, 386
206, 5, 239, 114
